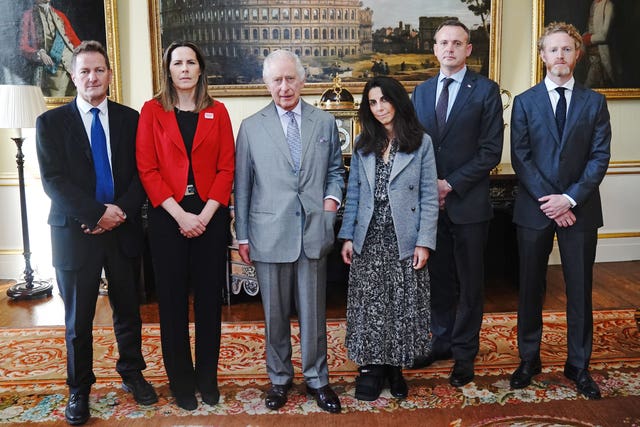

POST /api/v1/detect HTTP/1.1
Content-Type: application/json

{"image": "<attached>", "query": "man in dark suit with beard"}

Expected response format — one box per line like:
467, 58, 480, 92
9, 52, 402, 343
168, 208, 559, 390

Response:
36, 40, 157, 425
509, 22, 611, 400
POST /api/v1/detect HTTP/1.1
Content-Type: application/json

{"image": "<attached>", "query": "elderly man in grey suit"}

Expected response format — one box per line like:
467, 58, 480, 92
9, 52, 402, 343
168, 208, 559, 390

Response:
234, 50, 345, 413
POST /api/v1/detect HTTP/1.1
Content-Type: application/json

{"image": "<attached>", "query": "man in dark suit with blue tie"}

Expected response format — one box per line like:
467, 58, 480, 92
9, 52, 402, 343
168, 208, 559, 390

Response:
36, 41, 157, 425
410, 19, 504, 387
509, 22, 611, 400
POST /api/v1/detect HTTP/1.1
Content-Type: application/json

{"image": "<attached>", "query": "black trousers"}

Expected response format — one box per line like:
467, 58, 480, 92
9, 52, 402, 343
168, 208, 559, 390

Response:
56, 232, 146, 394
516, 224, 597, 369
147, 195, 229, 396
427, 212, 489, 362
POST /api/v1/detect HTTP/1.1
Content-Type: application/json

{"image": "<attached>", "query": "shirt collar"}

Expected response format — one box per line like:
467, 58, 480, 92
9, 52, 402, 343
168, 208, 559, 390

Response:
276, 101, 302, 118
544, 76, 575, 92
439, 66, 467, 85
76, 96, 108, 115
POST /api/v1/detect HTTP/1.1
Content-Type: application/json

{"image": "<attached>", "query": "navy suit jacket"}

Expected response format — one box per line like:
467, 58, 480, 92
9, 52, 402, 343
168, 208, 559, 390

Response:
36, 99, 145, 270
412, 69, 504, 224
510, 81, 611, 231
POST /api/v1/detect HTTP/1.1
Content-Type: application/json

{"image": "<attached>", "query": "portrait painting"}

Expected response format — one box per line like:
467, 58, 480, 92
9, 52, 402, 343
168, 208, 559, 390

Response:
534, 0, 640, 98
0, 0, 120, 106
149, 0, 502, 96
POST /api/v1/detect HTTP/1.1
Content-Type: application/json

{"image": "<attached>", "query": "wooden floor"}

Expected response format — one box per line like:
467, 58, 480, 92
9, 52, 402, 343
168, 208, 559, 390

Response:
0, 261, 638, 328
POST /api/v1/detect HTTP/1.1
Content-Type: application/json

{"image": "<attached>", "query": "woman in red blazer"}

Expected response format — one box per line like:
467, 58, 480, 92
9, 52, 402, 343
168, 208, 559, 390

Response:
136, 41, 234, 411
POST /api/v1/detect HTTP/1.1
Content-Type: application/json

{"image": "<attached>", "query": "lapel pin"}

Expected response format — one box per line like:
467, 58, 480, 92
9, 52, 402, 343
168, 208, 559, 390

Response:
467, 84, 472, 88
204, 112, 214, 119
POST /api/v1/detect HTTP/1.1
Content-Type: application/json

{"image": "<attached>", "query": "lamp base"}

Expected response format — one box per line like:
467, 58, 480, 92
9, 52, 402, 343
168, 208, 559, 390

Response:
6, 279, 53, 300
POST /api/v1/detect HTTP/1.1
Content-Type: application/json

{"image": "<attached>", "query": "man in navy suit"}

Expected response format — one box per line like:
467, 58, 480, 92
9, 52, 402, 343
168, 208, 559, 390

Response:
410, 19, 504, 387
36, 41, 157, 425
509, 22, 611, 400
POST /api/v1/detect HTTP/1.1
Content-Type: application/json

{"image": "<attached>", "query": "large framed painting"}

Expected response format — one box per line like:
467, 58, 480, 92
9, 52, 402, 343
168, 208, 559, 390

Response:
148, 0, 503, 96
532, 0, 640, 99
0, 0, 121, 107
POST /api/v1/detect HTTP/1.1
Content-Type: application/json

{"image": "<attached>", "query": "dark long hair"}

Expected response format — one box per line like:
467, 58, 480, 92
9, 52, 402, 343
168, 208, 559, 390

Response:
155, 41, 212, 112
356, 76, 425, 155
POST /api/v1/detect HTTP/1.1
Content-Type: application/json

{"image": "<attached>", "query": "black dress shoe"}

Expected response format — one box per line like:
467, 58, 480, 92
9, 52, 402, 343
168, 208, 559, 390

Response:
174, 393, 198, 410
265, 383, 291, 410
201, 387, 220, 406
510, 358, 542, 389
65, 392, 90, 425
354, 364, 385, 401
306, 384, 341, 413
386, 365, 408, 398
409, 350, 452, 369
122, 375, 158, 405
564, 364, 601, 400
449, 360, 474, 387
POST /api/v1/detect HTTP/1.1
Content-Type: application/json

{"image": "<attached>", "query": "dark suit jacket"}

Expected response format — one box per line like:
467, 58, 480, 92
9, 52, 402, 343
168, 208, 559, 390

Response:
412, 69, 504, 224
36, 99, 145, 270
510, 81, 611, 231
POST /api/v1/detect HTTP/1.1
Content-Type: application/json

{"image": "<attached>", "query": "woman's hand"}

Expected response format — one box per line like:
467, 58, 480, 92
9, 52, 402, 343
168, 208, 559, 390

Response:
341, 240, 354, 265
412, 246, 429, 270
177, 211, 206, 238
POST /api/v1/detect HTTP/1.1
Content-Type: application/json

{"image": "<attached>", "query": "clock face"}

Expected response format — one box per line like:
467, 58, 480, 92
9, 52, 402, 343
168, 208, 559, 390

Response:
336, 118, 352, 154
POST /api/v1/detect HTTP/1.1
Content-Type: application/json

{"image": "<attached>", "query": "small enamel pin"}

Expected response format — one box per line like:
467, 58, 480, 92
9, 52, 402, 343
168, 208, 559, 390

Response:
205, 112, 214, 119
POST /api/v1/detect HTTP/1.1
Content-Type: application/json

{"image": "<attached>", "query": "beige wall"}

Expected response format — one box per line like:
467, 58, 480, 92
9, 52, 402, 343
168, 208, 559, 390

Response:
0, 0, 638, 278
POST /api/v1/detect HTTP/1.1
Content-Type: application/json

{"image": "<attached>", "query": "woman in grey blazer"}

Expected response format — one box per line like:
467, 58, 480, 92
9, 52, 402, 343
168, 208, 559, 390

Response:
338, 76, 439, 401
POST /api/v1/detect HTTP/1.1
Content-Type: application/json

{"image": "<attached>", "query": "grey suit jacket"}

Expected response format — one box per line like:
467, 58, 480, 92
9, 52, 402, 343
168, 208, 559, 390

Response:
510, 81, 611, 231
338, 134, 439, 260
234, 100, 345, 262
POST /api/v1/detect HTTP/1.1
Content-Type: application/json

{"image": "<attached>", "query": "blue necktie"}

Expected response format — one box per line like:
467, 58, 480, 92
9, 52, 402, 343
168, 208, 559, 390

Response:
90, 108, 114, 203
286, 111, 301, 171
555, 87, 567, 140
436, 77, 454, 135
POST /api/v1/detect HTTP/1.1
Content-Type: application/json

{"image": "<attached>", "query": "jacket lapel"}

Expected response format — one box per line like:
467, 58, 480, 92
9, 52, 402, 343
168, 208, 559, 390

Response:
360, 150, 376, 193
67, 100, 93, 163
299, 101, 319, 168
390, 150, 414, 182
440, 72, 474, 140
156, 107, 187, 155
192, 106, 215, 152
562, 83, 588, 148
530, 82, 562, 145
260, 102, 294, 167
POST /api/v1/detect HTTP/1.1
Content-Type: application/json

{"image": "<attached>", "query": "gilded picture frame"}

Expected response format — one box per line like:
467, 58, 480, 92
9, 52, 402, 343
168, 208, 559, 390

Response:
148, 0, 503, 97
532, 0, 640, 99
0, 0, 121, 108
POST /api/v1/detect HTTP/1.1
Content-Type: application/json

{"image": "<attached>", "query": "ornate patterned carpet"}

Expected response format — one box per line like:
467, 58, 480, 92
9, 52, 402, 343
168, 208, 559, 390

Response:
0, 310, 639, 426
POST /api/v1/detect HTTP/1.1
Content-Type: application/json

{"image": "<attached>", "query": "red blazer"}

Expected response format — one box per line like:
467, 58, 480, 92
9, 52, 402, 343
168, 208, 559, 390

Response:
136, 99, 235, 208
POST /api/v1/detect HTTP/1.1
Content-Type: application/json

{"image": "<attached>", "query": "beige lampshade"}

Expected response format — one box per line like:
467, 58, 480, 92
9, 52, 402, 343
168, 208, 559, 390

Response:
0, 85, 47, 131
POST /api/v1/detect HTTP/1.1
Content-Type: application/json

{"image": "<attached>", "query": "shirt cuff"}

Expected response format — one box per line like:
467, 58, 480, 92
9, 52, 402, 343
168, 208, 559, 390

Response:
237, 239, 249, 244
324, 195, 341, 209
562, 194, 577, 208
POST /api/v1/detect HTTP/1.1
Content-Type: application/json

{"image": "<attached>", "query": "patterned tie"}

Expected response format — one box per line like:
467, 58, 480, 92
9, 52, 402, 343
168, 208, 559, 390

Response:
436, 77, 454, 135
555, 87, 567, 140
90, 108, 114, 203
286, 111, 301, 171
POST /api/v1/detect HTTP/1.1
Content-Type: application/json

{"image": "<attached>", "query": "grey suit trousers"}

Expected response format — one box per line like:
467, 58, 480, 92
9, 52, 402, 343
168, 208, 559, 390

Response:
254, 251, 329, 389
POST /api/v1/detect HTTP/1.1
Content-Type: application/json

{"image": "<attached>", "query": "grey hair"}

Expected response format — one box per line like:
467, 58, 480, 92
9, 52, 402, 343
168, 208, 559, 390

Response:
262, 49, 306, 82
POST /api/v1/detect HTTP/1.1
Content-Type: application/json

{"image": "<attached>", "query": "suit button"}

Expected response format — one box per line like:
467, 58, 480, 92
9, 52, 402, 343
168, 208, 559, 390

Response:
355, 220, 358, 225
409, 185, 414, 190
296, 212, 301, 216
411, 207, 416, 211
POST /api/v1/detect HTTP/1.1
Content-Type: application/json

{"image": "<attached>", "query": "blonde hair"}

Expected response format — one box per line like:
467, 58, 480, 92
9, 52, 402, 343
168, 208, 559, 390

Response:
537, 21, 583, 52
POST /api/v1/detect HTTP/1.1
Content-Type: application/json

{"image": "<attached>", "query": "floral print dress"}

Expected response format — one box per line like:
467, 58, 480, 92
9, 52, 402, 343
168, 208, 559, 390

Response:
345, 143, 432, 367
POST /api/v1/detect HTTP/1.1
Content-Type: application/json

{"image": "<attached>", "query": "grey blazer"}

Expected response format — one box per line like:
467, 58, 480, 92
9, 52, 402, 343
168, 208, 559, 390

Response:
234, 100, 345, 262
338, 133, 439, 260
